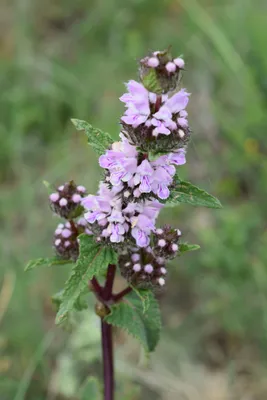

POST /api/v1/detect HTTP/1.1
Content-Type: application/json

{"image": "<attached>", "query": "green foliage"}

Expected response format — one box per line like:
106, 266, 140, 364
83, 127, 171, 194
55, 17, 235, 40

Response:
52, 289, 88, 312
142, 68, 162, 94
130, 287, 152, 313
105, 291, 161, 352
166, 177, 222, 209
179, 243, 200, 253
79, 377, 101, 400
71, 119, 113, 155
24, 257, 72, 272
56, 235, 117, 325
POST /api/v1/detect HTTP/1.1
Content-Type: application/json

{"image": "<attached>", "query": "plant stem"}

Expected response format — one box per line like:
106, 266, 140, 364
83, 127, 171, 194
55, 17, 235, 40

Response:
113, 286, 132, 302
155, 94, 162, 112
90, 277, 103, 299
91, 265, 131, 399
103, 264, 116, 300
101, 319, 114, 400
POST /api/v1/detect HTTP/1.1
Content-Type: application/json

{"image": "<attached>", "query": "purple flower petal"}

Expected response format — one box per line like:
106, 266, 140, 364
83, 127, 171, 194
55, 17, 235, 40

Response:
164, 89, 190, 114
139, 176, 152, 193
131, 227, 150, 247
168, 149, 186, 165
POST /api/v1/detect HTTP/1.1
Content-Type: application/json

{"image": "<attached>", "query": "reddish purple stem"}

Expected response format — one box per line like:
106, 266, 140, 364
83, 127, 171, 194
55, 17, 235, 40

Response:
113, 286, 132, 302
89, 264, 133, 400
101, 320, 114, 400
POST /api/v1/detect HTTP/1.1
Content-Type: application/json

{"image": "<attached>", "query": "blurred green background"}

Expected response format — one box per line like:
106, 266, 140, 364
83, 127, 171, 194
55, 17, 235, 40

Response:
1, 0, 267, 398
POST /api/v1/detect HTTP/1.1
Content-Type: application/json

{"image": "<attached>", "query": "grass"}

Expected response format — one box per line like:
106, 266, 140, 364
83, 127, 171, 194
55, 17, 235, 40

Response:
1, 0, 267, 398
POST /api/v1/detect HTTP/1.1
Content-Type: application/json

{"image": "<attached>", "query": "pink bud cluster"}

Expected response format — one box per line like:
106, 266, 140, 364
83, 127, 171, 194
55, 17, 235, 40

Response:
49, 181, 87, 219
141, 51, 185, 74
119, 226, 181, 287
54, 218, 91, 261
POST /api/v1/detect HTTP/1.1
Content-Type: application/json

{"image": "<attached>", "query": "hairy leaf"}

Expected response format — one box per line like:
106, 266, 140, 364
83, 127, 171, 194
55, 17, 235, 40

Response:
56, 235, 117, 324
105, 291, 161, 352
130, 287, 152, 313
142, 69, 162, 94
52, 288, 88, 313
166, 177, 222, 209
71, 119, 113, 155
25, 257, 71, 272
179, 243, 200, 253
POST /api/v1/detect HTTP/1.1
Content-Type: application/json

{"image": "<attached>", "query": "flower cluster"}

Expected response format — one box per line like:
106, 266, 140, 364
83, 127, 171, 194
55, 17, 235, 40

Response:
54, 218, 90, 261
120, 80, 190, 153
80, 48, 190, 260
49, 180, 89, 261
82, 182, 163, 247
49, 49, 192, 289
99, 134, 186, 200
139, 49, 185, 94
120, 80, 189, 134
49, 181, 87, 219
119, 226, 181, 288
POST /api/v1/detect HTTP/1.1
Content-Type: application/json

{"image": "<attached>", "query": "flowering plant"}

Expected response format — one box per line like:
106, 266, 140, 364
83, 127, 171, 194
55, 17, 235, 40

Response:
25, 48, 221, 400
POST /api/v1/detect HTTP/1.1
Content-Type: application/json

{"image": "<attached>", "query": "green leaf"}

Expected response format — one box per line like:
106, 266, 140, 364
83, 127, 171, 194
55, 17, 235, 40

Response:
25, 257, 72, 272
79, 377, 101, 400
52, 288, 88, 313
71, 119, 113, 155
130, 287, 152, 313
105, 291, 161, 352
51, 290, 64, 309
142, 68, 162, 94
166, 177, 222, 209
179, 243, 200, 253
56, 235, 117, 325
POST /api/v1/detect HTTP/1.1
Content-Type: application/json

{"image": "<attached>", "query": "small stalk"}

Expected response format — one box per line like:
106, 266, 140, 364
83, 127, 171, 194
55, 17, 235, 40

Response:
154, 95, 162, 112
113, 286, 132, 302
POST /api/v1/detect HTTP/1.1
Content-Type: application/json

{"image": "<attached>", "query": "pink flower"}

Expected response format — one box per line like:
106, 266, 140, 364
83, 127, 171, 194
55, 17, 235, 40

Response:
164, 89, 190, 114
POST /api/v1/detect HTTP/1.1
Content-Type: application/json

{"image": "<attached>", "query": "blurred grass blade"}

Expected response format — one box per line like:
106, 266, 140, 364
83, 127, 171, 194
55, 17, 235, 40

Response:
180, 0, 244, 75
14, 330, 55, 400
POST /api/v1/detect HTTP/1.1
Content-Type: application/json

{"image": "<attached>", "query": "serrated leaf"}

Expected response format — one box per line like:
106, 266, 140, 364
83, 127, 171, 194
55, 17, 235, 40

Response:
71, 119, 113, 155
79, 377, 101, 400
142, 69, 162, 94
130, 287, 151, 313
179, 243, 200, 253
25, 257, 72, 272
51, 290, 64, 309
56, 235, 117, 325
166, 177, 222, 209
105, 291, 161, 352
52, 288, 88, 313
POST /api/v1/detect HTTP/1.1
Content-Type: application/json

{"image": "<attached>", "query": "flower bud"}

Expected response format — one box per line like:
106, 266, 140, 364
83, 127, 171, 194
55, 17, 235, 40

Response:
49, 181, 87, 219
119, 245, 169, 289
53, 219, 89, 261
152, 225, 181, 260
139, 49, 185, 94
